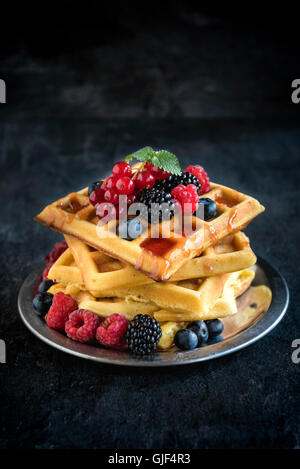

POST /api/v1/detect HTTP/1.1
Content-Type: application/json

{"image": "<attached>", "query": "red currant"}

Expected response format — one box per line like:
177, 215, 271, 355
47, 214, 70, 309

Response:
95, 202, 116, 221
104, 175, 118, 190
115, 176, 135, 195
112, 162, 132, 178
115, 204, 128, 220
104, 188, 119, 204
144, 162, 154, 172
126, 193, 137, 206
101, 175, 110, 190
90, 188, 105, 206
159, 169, 171, 179
147, 164, 170, 180
135, 171, 155, 189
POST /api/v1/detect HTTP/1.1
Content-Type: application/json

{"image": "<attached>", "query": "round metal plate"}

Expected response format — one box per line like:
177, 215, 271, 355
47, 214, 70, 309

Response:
18, 257, 289, 367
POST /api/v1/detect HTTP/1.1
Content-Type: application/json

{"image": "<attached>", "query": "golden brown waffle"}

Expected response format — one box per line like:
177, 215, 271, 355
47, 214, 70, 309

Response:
48, 268, 254, 338
35, 183, 264, 281
103, 269, 255, 316
154, 269, 255, 323
48, 248, 85, 290
157, 276, 269, 351
49, 272, 231, 317
56, 232, 256, 295
49, 250, 254, 317
48, 283, 159, 320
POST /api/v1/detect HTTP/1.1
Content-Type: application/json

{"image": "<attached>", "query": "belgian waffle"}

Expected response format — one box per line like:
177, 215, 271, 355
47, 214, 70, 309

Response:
57, 231, 256, 295
48, 283, 159, 320
153, 269, 254, 322
157, 279, 271, 350
48, 268, 254, 328
48, 248, 85, 290
35, 183, 264, 281
49, 245, 254, 317
102, 269, 255, 316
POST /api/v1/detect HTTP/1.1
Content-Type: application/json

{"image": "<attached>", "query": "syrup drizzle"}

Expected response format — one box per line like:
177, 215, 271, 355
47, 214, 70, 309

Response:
135, 249, 171, 281
138, 235, 191, 280
140, 237, 182, 259
228, 208, 238, 232
208, 225, 218, 244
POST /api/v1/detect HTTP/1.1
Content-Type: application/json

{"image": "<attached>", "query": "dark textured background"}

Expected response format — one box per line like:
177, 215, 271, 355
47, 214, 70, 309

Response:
0, 1, 299, 449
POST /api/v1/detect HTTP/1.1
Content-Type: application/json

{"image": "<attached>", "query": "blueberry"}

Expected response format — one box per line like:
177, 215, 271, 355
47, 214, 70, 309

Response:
37, 279, 54, 294
187, 320, 209, 346
196, 198, 217, 220
206, 319, 224, 338
32, 292, 53, 316
174, 329, 198, 351
88, 181, 102, 196
207, 334, 224, 345
118, 218, 144, 240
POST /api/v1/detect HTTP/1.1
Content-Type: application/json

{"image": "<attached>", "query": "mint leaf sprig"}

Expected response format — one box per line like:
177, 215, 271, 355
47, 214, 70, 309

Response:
125, 147, 181, 176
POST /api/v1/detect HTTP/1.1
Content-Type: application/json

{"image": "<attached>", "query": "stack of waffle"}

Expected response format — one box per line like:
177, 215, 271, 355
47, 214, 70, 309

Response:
35, 182, 265, 350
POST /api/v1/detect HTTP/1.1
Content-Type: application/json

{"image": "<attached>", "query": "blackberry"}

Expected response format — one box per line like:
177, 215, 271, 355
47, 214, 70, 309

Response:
153, 172, 201, 194
137, 187, 176, 222
125, 314, 162, 355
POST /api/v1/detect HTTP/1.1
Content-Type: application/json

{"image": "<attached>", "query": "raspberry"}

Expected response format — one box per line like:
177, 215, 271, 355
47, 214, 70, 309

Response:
65, 309, 101, 343
45, 292, 78, 331
184, 165, 210, 194
96, 313, 128, 351
45, 241, 68, 265
171, 184, 199, 213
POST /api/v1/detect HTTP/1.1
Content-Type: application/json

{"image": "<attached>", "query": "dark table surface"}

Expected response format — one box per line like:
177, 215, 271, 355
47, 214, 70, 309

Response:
0, 3, 299, 449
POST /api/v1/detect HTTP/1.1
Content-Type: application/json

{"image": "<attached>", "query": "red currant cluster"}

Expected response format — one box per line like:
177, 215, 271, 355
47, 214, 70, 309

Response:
89, 161, 171, 219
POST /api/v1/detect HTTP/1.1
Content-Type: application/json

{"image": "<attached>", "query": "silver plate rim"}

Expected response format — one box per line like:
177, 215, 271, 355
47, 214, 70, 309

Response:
17, 257, 289, 367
